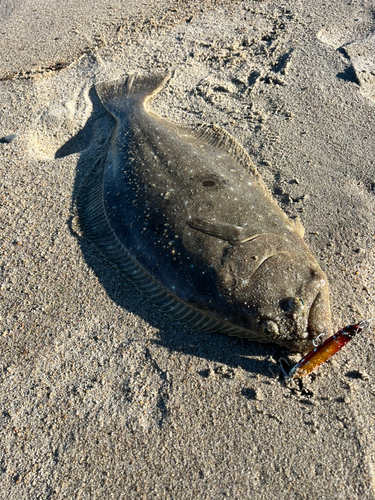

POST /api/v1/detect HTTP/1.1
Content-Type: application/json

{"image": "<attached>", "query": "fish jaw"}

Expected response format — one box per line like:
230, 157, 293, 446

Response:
217, 241, 332, 352
306, 285, 333, 342
276, 273, 333, 353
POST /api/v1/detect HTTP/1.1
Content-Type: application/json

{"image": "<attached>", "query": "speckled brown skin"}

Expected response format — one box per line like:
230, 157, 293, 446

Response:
79, 72, 332, 353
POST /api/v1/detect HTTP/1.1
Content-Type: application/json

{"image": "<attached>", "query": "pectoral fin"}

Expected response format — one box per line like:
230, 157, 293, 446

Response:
187, 217, 260, 245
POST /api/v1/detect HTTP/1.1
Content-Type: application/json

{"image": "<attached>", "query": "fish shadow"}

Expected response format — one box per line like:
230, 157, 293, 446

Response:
56, 86, 285, 379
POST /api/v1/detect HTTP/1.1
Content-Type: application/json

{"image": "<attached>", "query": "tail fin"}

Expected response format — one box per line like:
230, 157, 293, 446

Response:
95, 72, 171, 120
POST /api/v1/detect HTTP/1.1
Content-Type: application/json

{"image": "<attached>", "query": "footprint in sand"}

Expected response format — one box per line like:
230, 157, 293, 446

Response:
317, 25, 375, 104
27, 81, 93, 161
342, 35, 375, 103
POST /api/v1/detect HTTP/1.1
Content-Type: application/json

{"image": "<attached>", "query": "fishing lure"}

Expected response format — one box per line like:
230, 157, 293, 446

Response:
288, 321, 368, 379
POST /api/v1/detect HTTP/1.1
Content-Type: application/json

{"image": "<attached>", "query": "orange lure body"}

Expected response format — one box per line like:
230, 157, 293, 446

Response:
289, 322, 367, 379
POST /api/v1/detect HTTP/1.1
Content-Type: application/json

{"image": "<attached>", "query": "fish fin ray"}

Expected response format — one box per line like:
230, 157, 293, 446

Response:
191, 123, 293, 228
192, 123, 263, 185
290, 216, 305, 238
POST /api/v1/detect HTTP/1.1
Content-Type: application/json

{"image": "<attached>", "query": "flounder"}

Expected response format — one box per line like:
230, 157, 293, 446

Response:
78, 72, 332, 353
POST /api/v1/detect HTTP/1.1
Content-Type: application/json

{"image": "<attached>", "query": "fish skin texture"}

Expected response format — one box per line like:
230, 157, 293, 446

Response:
78, 72, 332, 353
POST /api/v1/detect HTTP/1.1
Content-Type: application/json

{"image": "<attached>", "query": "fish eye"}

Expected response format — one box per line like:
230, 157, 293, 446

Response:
261, 320, 279, 339
288, 297, 305, 312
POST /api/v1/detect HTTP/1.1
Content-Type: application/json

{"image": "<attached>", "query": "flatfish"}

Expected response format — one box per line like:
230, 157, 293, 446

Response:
78, 72, 332, 352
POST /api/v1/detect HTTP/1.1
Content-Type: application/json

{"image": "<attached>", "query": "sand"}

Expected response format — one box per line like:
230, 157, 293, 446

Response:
1, 0, 375, 498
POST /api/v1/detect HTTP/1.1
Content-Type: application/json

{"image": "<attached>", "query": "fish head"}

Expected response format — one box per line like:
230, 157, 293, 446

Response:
251, 252, 332, 352
219, 240, 332, 353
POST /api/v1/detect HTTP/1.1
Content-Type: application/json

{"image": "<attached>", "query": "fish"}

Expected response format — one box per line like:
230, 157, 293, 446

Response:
77, 72, 332, 353
288, 321, 367, 378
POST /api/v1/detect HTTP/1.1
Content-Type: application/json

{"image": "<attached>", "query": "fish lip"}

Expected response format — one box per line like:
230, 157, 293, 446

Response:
307, 291, 320, 336
278, 287, 331, 353
306, 290, 328, 341
279, 295, 321, 351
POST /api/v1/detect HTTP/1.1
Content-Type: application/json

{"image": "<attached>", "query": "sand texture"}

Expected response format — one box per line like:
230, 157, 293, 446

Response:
1, 1, 375, 499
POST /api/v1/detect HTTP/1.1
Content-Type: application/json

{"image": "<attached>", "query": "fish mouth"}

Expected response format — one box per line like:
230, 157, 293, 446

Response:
307, 291, 329, 335
293, 289, 330, 350
308, 292, 322, 337
278, 289, 332, 353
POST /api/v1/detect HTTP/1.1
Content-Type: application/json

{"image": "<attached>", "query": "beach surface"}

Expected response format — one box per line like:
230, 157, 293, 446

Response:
1, 1, 375, 498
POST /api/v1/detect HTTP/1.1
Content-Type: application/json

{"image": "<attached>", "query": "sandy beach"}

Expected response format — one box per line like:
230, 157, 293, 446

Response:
1, 1, 375, 498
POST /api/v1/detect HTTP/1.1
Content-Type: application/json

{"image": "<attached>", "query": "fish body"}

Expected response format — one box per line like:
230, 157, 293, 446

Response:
78, 72, 332, 352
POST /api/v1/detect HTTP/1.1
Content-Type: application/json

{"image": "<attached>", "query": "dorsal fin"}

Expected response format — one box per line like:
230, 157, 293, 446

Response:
191, 123, 301, 235
191, 124, 269, 196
